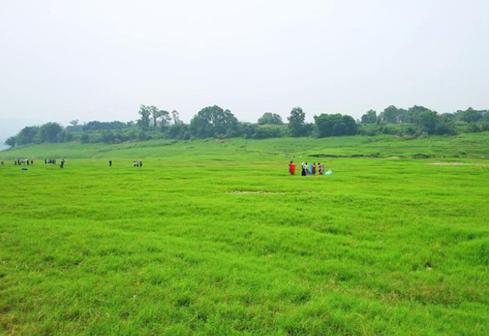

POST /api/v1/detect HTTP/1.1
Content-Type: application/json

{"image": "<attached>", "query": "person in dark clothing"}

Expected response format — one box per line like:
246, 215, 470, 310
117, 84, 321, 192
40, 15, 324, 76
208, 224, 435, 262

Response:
60, 159, 65, 169
140, 161, 143, 167
109, 160, 112, 167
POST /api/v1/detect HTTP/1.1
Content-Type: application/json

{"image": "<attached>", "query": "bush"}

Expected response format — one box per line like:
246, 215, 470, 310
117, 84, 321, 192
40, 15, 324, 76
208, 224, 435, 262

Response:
80, 134, 90, 143
253, 125, 284, 139
314, 114, 357, 137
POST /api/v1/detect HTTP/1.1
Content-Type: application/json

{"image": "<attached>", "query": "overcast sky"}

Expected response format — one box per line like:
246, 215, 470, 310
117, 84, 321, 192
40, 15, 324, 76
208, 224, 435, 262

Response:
1, 0, 488, 139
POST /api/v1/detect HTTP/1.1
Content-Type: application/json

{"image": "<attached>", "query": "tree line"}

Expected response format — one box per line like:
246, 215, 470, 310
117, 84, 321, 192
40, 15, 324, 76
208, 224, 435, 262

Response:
5, 105, 489, 147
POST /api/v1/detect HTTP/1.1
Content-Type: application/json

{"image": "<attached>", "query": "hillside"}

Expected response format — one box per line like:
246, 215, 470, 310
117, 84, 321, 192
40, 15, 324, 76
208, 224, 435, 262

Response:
2, 132, 489, 161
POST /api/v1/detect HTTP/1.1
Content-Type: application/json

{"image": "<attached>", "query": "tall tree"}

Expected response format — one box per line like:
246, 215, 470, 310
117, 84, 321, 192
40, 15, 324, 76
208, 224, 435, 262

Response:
407, 106, 433, 123
138, 105, 151, 129
159, 110, 171, 128
360, 110, 377, 124
381, 105, 401, 123
171, 110, 182, 125
39, 122, 63, 143
460, 107, 483, 123
288, 107, 307, 136
190, 105, 239, 138
149, 106, 161, 128
16, 126, 40, 145
5, 136, 16, 147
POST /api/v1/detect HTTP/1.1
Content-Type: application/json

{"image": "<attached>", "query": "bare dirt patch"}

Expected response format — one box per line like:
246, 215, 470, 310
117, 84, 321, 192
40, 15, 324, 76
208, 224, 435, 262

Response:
227, 190, 286, 195
431, 162, 467, 166
431, 162, 489, 167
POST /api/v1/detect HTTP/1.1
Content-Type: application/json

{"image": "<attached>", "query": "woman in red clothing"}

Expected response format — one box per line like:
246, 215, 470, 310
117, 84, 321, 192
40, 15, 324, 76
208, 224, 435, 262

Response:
288, 161, 296, 175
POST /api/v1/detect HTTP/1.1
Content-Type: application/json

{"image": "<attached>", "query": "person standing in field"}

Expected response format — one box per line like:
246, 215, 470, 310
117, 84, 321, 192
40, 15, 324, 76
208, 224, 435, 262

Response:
308, 162, 313, 175
301, 162, 306, 176
312, 163, 317, 175
109, 160, 112, 167
288, 161, 296, 175
60, 159, 65, 169
318, 162, 324, 175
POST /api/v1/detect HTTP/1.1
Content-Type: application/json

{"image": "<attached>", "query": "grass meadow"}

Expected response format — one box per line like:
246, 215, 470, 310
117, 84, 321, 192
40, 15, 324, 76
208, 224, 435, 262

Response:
1, 133, 489, 335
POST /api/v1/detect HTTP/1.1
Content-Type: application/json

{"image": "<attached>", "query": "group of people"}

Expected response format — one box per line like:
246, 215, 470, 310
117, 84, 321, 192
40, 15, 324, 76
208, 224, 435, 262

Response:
288, 161, 328, 176
14, 159, 34, 166
44, 158, 65, 168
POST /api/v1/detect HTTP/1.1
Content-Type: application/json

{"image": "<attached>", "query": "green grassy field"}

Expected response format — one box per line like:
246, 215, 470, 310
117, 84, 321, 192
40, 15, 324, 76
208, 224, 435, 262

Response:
1, 134, 489, 335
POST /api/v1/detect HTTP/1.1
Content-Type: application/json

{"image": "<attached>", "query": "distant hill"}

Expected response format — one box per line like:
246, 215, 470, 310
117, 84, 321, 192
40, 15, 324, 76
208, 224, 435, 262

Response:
1, 133, 489, 161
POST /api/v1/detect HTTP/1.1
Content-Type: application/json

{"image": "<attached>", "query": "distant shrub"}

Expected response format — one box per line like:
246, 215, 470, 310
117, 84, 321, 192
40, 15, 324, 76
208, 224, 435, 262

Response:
253, 125, 285, 139
80, 134, 90, 143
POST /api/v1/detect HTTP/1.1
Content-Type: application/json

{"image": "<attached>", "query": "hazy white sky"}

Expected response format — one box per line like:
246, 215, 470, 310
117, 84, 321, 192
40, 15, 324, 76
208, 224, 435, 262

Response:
1, 0, 488, 138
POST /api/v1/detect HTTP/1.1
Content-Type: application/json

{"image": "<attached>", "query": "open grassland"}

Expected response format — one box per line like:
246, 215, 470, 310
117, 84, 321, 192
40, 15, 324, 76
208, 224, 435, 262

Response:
1, 134, 489, 335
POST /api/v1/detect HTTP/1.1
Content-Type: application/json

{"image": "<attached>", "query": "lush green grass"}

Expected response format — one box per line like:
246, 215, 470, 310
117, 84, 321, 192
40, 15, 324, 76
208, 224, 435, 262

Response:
1, 134, 489, 335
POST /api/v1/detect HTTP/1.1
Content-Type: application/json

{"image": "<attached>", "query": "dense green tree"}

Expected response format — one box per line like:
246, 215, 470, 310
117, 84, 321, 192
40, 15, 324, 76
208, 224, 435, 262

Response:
171, 110, 182, 125
258, 112, 283, 125
435, 114, 457, 135
314, 114, 357, 137
190, 105, 239, 138
137, 105, 151, 129
159, 110, 171, 128
381, 105, 401, 123
16, 126, 40, 145
288, 107, 309, 137
416, 110, 438, 134
166, 123, 190, 139
361, 110, 377, 124
406, 106, 433, 123
83, 121, 126, 131
80, 134, 90, 143
149, 106, 161, 127
5, 136, 16, 147
39, 122, 63, 143
101, 130, 115, 144
459, 107, 484, 123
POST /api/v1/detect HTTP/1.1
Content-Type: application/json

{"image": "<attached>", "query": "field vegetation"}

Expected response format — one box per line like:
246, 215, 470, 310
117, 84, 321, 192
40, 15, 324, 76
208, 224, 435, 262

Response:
1, 133, 489, 335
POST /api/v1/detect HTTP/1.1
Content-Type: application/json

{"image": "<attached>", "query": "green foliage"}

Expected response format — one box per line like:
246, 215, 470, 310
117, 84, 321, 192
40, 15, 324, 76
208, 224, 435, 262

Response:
82, 121, 127, 131
4, 104, 489, 147
253, 125, 286, 139
415, 111, 457, 135
190, 105, 239, 138
1, 135, 489, 335
258, 112, 283, 125
5, 136, 16, 147
381, 105, 402, 123
314, 114, 358, 137
16, 126, 40, 145
80, 133, 90, 144
360, 110, 377, 124
288, 107, 310, 137
137, 105, 152, 129
166, 123, 190, 140
39, 122, 63, 143
458, 107, 485, 123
